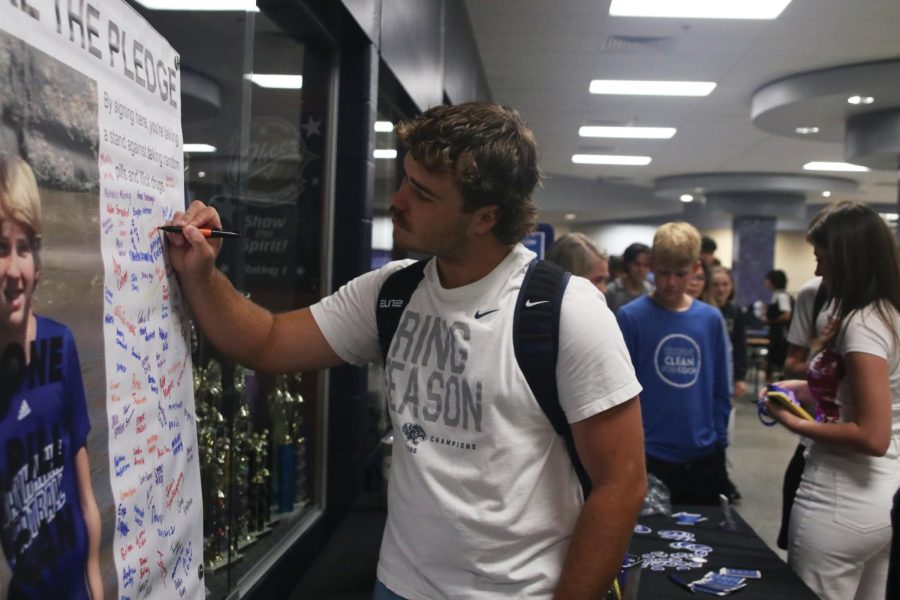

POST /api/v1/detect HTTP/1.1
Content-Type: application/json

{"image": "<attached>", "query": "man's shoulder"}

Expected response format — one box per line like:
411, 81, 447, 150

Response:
795, 276, 823, 304
378, 258, 421, 277
617, 295, 653, 318
775, 289, 792, 301
353, 258, 420, 292
799, 276, 823, 293
690, 301, 729, 328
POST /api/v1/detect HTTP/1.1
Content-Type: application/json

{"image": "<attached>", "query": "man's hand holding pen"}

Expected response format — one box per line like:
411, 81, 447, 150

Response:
163, 200, 227, 281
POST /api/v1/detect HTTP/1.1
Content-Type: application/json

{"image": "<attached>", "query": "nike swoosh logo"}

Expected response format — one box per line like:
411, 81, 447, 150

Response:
474, 309, 500, 319
524, 300, 550, 308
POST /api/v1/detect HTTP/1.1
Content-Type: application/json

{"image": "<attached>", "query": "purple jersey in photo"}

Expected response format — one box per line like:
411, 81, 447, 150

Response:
0, 316, 91, 599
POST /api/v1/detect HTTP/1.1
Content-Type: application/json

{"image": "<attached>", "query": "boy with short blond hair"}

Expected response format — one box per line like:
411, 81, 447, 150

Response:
617, 222, 733, 504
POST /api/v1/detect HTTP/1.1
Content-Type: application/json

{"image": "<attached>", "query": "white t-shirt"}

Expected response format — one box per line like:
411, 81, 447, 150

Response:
771, 289, 792, 313
786, 277, 831, 447
823, 304, 900, 461
787, 276, 830, 348
803, 302, 900, 534
310, 243, 641, 599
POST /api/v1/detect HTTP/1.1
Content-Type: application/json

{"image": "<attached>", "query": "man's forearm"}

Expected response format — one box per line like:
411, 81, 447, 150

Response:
179, 267, 278, 370
554, 471, 646, 599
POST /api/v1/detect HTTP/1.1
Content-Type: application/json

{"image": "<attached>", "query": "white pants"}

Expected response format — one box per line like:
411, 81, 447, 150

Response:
788, 447, 899, 600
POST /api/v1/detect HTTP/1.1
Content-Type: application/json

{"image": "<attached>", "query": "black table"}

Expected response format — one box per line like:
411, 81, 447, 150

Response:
628, 505, 818, 599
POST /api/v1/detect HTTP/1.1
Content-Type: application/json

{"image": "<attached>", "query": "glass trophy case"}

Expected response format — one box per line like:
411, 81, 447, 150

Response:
126, 3, 333, 596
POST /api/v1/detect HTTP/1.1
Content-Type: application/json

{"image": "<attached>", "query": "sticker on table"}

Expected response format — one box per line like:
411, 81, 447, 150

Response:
669, 541, 714, 556
720, 567, 762, 579
673, 511, 708, 525
640, 551, 706, 571
658, 529, 696, 542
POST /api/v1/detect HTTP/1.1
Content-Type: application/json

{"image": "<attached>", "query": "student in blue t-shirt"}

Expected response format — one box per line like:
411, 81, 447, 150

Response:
616, 222, 733, 504
0, 154, 102, 599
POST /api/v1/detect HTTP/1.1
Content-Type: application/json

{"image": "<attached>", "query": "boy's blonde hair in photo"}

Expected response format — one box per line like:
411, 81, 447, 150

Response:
0, 153, 42, 242
652, 221, 700, 267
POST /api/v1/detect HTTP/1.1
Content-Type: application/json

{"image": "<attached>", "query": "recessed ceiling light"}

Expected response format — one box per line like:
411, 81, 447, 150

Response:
572, 154, 652, 166
847, 95, 875, 105
609, 0, 792, 19
373, 149, 397, 159
680, 194, 694, 203
803, 161, 869, 172
184, 144, 216, 153
245, 74, 303, 89
589, 79, 716, 96
374, 121, 394, 132
565, 213, 577, 221
821, 190, 831, 197
197, 171, 206, 178
134, 0, 259, 10
795, 126, 820, 135
579, 126, 676, 139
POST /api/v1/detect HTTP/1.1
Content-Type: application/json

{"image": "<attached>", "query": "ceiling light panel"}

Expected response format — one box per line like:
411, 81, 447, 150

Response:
245, 74, 303, 89
803, 161, 869, 172
134, 0, 260, 10
579, 126, 676, 139
572, 154, 652, 166
589, 80, 716, 96
609, 0, 792, 20
183, 144, 216, 153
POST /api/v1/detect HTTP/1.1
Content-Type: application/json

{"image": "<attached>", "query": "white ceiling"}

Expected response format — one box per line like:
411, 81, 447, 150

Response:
464, 0, 900, 226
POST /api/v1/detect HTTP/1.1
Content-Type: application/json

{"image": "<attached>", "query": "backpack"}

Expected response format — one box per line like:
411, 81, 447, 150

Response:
376, 257, 592, 495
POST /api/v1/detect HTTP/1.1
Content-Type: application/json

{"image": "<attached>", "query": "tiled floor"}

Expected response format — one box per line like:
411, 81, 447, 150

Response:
728, 394, 799, 562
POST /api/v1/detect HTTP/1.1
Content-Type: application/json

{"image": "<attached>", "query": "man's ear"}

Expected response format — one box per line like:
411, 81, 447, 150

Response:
472, 205, 499, 235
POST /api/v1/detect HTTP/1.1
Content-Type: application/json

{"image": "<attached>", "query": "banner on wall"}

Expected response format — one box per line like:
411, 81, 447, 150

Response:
0, 2, 201, 599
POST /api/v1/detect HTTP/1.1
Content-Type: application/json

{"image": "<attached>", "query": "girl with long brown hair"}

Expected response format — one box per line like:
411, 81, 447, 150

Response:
763, 201, 900, 599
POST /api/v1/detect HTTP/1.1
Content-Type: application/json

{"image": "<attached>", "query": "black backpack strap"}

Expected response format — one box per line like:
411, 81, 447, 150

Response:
377, 259, 429, 365
513, 259, 591, 494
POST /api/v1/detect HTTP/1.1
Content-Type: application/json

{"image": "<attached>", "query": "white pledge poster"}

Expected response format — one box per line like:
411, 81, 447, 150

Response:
0, 1, 202, 599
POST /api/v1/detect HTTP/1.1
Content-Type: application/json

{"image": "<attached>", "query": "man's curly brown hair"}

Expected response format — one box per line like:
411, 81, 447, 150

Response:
395, 102, 542, 245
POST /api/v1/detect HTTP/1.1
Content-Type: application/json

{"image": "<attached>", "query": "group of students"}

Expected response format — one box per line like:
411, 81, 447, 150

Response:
2, 100, 899, 599
545, 209, 900, 599
689, 246, 794, 387
547, 230, 739, 504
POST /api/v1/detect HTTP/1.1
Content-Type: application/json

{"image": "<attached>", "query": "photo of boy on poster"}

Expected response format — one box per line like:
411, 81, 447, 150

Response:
1, 20, 124, 596
0, 154, 102, 598
3, 4, 202, 597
